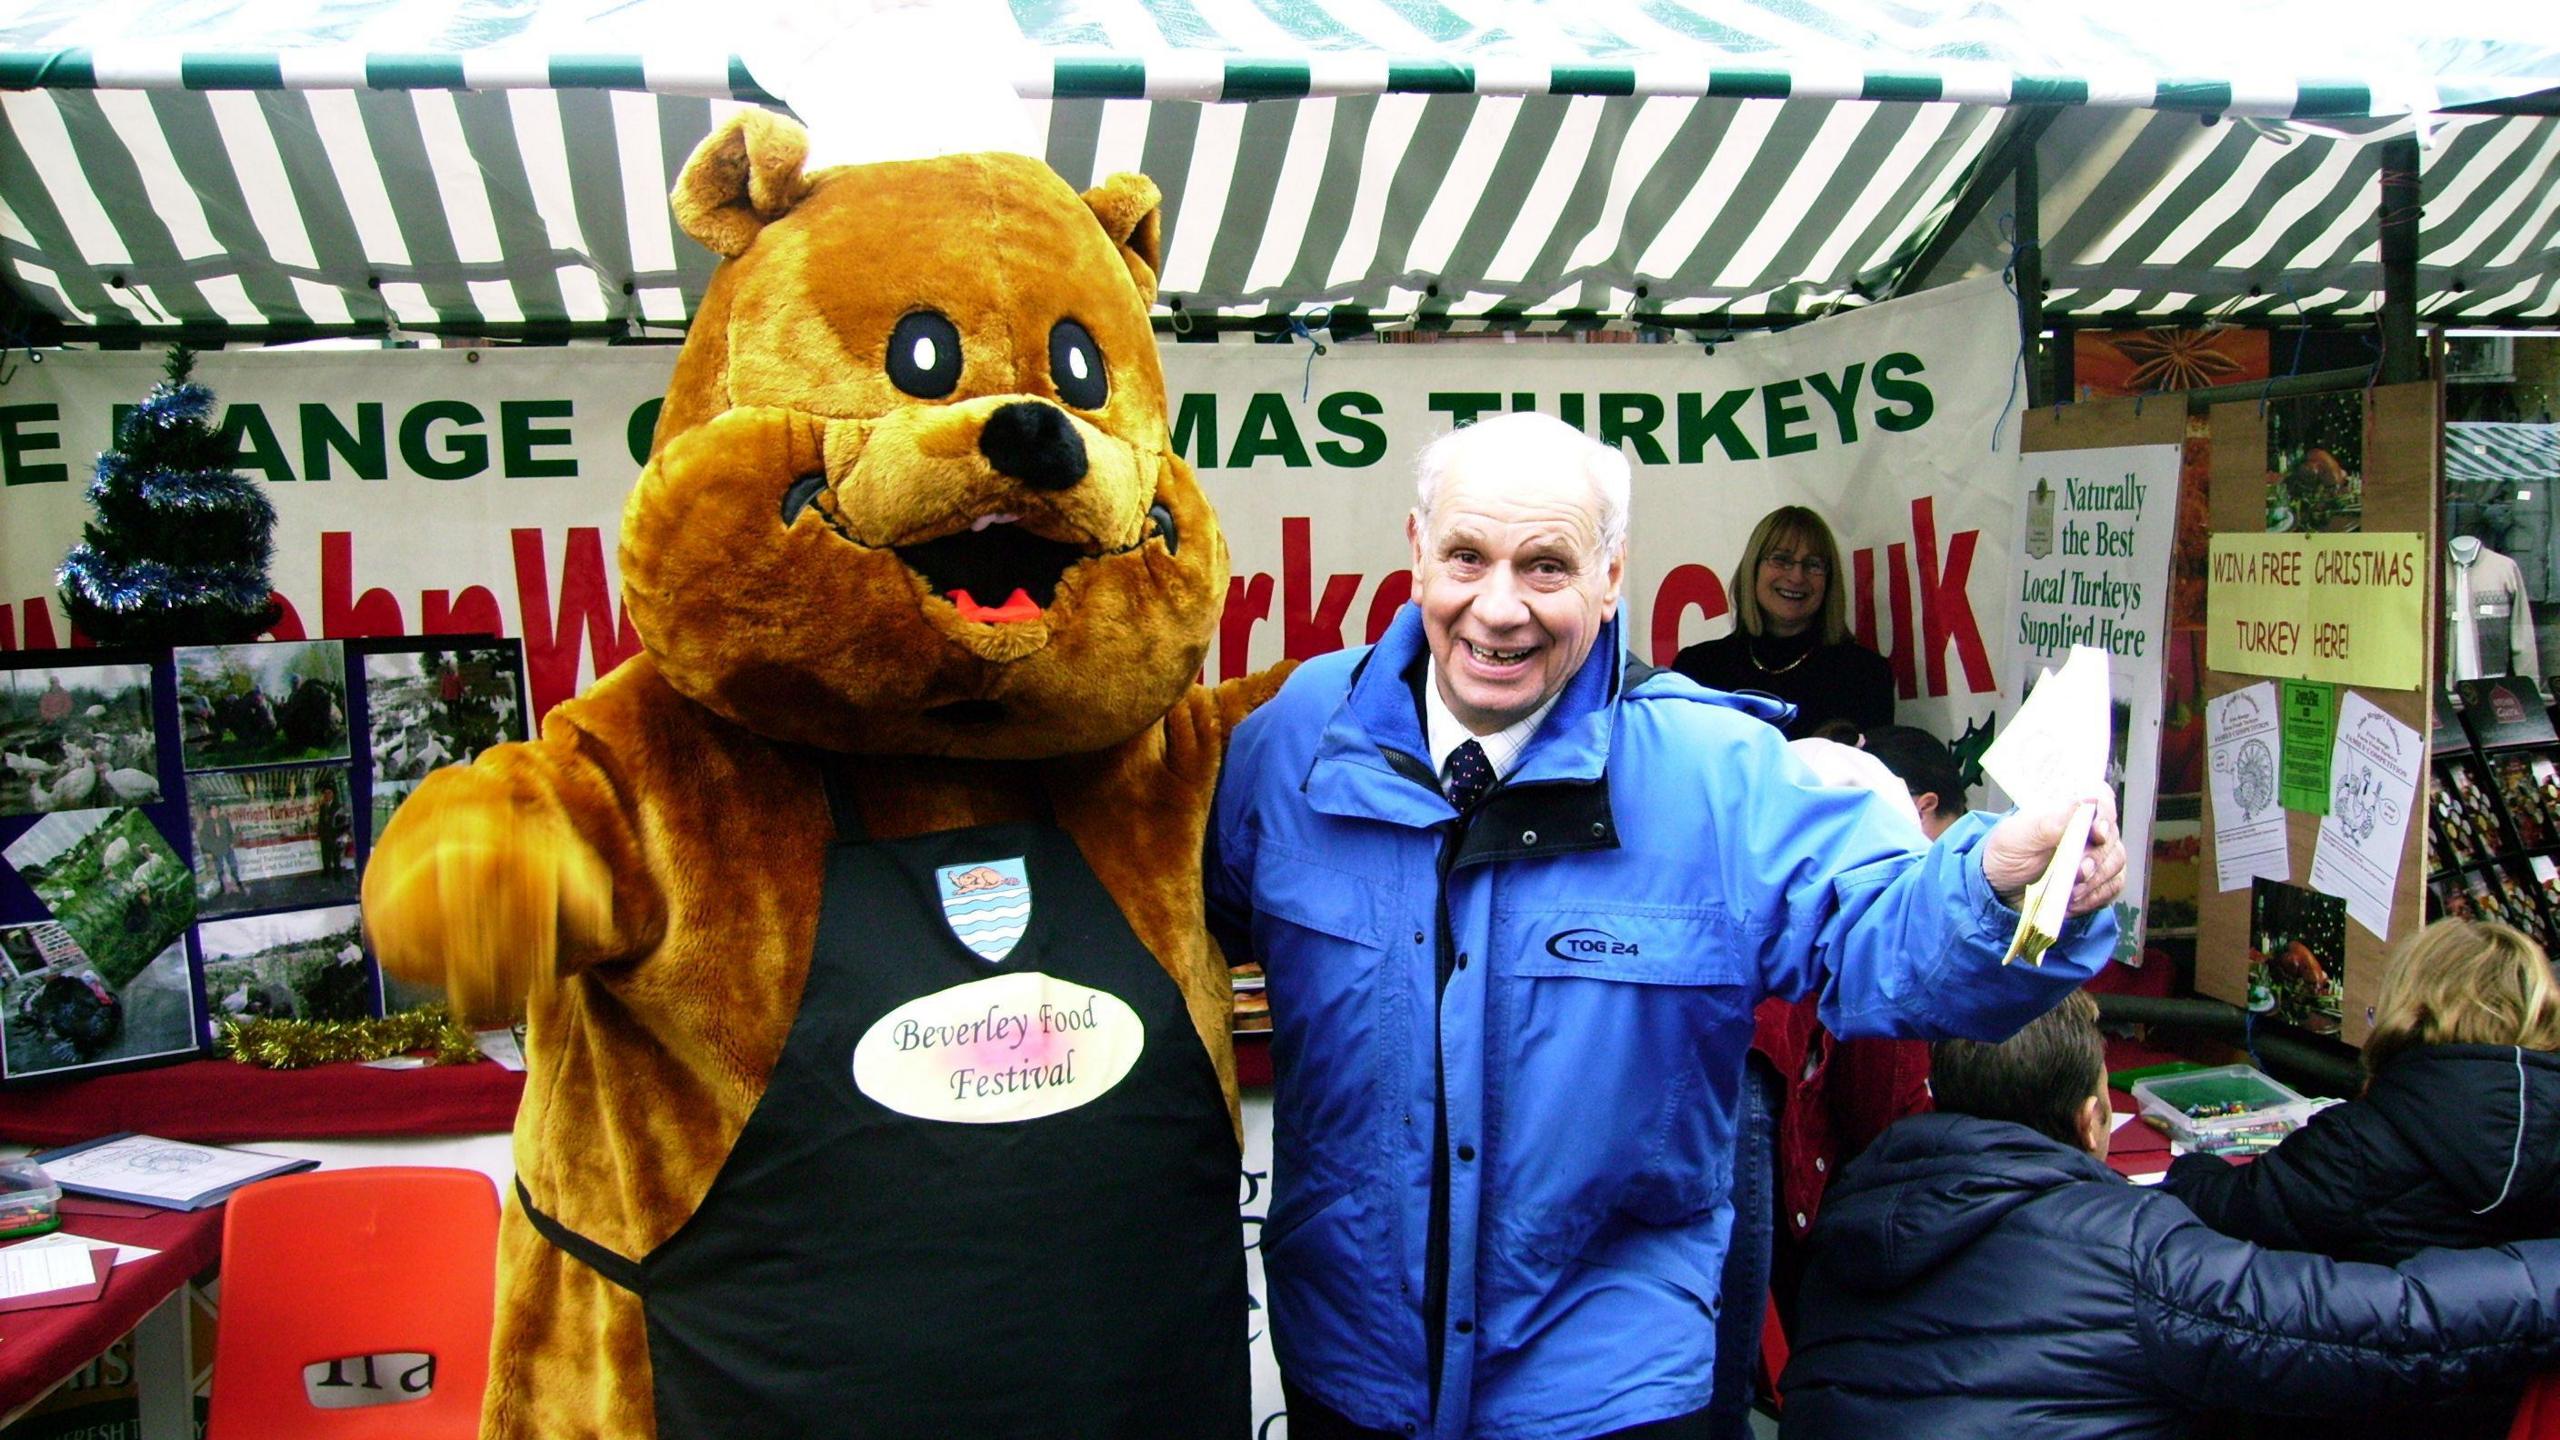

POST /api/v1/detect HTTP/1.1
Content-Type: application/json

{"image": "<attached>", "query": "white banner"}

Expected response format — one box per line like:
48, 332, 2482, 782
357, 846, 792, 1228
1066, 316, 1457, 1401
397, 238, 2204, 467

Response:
2005, 442, 2184, 955
0, 277, 2025, 739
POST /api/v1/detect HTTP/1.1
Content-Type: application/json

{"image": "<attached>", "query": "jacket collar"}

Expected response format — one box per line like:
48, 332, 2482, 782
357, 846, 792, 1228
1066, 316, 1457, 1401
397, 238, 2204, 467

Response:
1305, 605, 1625, 832
1822, 1113, 2122, 1292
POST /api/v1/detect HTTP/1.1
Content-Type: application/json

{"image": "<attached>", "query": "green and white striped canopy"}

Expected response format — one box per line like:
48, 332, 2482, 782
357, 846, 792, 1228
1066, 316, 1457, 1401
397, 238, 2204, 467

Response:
2448, 422, 2560, 487
0, 0, 2555, 339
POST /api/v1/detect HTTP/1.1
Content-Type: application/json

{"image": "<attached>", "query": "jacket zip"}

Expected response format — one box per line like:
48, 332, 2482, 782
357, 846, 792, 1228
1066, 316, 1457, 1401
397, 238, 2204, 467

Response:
1424, 787, 1463, 1419
1412, 768, 1612, 1426
1374, 656, 1621, 1428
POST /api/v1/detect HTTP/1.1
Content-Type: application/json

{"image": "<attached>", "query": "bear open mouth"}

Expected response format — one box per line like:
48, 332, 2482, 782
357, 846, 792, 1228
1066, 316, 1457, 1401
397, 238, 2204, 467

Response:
895, 523, 1086, 622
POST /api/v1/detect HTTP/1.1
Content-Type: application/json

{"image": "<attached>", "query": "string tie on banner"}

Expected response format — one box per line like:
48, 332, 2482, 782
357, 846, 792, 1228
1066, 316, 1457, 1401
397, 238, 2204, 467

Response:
2262, 279, 2309, 415
1992, 211, 2027, 454
1288, 311, 1330, 403
2376, 163, 2426, 231
0, 323, 42, 386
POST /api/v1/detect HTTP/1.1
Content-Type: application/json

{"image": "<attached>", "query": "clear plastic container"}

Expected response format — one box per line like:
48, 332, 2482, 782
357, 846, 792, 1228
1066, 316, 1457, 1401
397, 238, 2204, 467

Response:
2131, 1064, 2322, 1154
0, 1157, 63, 1240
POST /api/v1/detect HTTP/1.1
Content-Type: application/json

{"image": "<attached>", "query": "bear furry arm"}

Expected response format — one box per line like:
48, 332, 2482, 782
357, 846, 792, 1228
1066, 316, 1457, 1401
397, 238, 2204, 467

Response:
1179, 665, 1296, 778
362, 663, 672, 1021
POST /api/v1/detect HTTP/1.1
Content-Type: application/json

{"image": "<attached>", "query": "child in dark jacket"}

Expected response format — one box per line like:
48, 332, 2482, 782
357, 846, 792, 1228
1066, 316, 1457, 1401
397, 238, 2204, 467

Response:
1780, 991, 2560, 1440
2161, 918, 2560, 1437
2164, 918, 2560, 1261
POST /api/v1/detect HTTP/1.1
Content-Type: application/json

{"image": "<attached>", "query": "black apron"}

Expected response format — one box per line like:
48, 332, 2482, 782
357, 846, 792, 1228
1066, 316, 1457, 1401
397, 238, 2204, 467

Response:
521, 763, 1250, 1438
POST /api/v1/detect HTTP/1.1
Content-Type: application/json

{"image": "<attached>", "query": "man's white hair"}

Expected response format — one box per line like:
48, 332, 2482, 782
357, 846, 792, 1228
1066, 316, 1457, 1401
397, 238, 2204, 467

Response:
1413, 412, 1631, 557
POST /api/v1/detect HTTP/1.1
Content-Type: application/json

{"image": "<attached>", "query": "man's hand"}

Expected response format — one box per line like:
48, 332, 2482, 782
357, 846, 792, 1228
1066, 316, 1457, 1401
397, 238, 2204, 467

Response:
1982, 790, 2127, 918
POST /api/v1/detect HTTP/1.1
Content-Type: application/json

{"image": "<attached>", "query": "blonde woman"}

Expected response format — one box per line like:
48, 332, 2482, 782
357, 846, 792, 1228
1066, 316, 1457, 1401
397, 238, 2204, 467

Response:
1671, 506, 1892, 739
2164, 919, 2560, 1265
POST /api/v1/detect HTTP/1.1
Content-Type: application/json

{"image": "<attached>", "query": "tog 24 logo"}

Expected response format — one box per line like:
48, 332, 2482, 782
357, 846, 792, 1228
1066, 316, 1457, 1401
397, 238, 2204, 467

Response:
1545, 928, 1639, 961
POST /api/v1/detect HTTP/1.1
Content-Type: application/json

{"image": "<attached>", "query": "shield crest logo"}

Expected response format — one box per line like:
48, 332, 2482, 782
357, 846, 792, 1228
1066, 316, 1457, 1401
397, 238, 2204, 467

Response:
2023, 478, 2056, 561
935, 857, 1031, 963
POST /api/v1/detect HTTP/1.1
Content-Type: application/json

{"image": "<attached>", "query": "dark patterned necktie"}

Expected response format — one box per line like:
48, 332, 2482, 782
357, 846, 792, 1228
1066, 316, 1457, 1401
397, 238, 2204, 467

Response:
1442, 738, 1496, 813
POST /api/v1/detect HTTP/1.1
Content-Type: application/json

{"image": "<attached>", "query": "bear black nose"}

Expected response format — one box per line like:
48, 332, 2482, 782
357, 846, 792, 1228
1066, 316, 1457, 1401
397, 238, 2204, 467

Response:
978, 401, 1087, 492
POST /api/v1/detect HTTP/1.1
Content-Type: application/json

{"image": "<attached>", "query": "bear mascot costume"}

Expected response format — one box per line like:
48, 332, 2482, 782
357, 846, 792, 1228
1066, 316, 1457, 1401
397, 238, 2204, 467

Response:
363, 108, 1282, 1439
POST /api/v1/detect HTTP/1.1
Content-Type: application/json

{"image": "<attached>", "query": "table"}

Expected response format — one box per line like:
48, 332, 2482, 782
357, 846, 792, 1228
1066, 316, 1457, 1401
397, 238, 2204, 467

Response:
2101, 1032, 2193, 1185
0, 1058, 523, 1437
0, 1057, 523, 1147
2107, 1087, 2177, 1184
0, 1199, 224, 1436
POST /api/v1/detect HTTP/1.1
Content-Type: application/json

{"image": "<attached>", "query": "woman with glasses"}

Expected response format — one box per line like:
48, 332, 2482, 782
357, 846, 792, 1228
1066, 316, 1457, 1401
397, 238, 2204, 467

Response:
1685, 507, 1908, 1438
1671, 505, 1893, 741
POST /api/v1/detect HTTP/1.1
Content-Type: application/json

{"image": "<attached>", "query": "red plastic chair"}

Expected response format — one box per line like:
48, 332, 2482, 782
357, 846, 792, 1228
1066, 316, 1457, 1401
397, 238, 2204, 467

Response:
204, 1166, 499, 1440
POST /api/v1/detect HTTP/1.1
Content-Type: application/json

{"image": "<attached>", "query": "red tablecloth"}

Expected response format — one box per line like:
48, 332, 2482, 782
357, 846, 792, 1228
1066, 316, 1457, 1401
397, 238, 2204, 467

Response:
2104, 1034, 2186, 1182
0, 1059, 524, 1147
0, 1200, 225, 1417
2107, 1085, 2176, 1182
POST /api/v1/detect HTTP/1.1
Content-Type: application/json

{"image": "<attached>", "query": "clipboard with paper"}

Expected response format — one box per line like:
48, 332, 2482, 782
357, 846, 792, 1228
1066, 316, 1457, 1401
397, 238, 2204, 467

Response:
1982, 646, 2112, 965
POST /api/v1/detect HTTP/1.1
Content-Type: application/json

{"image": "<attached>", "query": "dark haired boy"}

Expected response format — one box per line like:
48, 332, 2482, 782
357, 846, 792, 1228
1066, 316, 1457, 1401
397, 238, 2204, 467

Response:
1858, 724, 1969, 838
1780, 992, 2560, 1439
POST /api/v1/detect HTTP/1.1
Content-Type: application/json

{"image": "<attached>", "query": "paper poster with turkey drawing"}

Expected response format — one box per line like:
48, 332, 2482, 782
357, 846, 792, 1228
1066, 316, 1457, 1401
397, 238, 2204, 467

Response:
2308, 693, 2420, 941
2207, 683, 2288, 891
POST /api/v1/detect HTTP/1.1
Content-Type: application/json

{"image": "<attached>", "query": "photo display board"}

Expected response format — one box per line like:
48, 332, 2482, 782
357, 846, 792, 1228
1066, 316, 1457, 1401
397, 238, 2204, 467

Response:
0, 648, 200, 1084
0, 635, 526, 1082
2195, 384, 2437, 1047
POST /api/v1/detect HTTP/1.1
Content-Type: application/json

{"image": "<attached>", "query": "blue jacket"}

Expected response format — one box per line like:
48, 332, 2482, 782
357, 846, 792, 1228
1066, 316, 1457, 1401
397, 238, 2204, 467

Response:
1782, 1112, 2560, 1440
1207, 607, 2113, 1440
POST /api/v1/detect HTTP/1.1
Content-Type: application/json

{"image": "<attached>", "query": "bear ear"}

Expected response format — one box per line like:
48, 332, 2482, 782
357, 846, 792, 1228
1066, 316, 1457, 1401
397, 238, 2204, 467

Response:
672, 109, 814, 258
1083, 172, 1163, 306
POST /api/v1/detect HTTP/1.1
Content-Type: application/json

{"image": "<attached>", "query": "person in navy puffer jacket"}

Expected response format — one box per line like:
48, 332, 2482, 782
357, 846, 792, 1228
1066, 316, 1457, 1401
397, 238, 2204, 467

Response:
2165, 919, 2560, 1259
1781, 990, 2560, 1440
2162, 918, 2560, 1435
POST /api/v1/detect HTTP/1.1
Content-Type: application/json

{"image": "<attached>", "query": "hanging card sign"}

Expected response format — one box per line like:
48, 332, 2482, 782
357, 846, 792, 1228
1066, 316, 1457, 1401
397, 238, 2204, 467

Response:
2206, 533, 2425, 688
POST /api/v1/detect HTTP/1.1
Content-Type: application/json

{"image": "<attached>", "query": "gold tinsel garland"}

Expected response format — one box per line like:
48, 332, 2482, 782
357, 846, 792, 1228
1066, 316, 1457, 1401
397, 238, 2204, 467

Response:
218, 1005, 486, 1069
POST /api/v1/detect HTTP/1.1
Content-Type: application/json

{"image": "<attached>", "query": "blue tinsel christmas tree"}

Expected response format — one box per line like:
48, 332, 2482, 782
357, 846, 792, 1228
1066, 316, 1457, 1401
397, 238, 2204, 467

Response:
57, 346, 279, 645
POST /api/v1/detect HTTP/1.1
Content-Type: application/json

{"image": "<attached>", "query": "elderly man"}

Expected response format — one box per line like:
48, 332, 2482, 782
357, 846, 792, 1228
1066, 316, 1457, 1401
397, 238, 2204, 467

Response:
1208, 411, 2125, 1440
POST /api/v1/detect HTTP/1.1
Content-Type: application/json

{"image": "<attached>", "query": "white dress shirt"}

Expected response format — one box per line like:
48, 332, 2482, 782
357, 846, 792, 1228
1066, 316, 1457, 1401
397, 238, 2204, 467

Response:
1422, 660, 1562, 784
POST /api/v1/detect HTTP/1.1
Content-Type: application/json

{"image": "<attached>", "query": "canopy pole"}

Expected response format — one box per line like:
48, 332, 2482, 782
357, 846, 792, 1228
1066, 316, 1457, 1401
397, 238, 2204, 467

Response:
2015, 138, 2048, 407
1889, 106, 2062, 301
2176, 364, 2384, 410
0, 282, 62, 355
2379, 134, 2422, 385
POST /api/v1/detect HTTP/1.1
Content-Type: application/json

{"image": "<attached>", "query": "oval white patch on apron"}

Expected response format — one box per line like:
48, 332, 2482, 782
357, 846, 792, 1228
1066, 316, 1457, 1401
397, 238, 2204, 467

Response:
851, 971, 1145, 1123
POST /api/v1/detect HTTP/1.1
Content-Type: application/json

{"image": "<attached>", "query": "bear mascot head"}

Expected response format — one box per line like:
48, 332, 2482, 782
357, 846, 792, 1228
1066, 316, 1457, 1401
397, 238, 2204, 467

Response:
632, 109, 1225, 757
364, 110, 1279, 1438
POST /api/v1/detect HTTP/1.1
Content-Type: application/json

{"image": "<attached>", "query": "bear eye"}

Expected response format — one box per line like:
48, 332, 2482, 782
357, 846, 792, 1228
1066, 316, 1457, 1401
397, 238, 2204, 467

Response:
1049, 319, 1108, 410
887, 311, 963, 398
